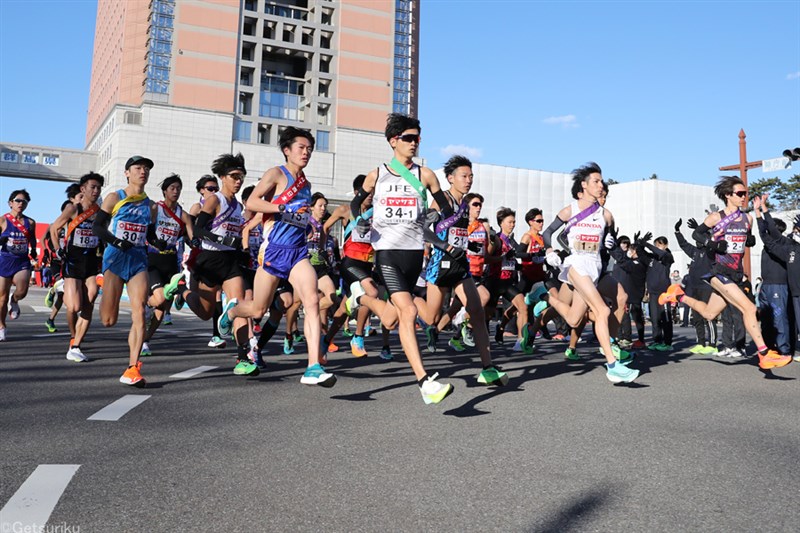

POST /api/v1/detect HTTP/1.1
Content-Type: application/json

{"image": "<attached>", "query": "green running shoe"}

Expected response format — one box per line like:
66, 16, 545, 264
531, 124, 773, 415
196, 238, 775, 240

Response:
44, 287, 56, 308
521, 323, 533, 352
283, 337, 295, 355
425, 326, 438, 353
448, 337, 465, 352
233, 358, 259, 376
564, 347, 579, 361
689, 344, 705, 354
163, 273, 185, 301
701, 345, 718, 355
656, 344, 673, 352
292, 331, 305, 344
477, 366, 509, 386
140, 342, 152, 356
45, 318, 58, 333
606, 362, 639, 383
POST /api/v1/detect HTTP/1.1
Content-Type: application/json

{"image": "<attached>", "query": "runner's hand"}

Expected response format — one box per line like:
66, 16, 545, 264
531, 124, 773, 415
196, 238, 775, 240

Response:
712, 239, 728, 254
546, 251, 562, 267
0, 236, 7, 247
57, 248, 67, 261
604, 233, 616, 250
467, 240, 482, 253
112, 238, 134, 251
446, 245, 465, 261
504, 248, 516, 260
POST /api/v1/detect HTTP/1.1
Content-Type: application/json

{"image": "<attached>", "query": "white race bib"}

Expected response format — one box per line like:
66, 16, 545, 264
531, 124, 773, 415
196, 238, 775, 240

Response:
115, 221, 146, 247
282, 210, 309, 228
573, 234, 600, 254
73, 228, 98, 248
378, 197, 418, 224
7, 236, 27, 254
447, 227, 468, 249
725, 234, 746, 254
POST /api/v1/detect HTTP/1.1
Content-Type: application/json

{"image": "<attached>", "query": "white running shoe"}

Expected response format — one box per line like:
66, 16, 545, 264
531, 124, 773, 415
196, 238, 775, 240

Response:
419, 373, 453, 405
140, 342, 152, 356
66, 346, 89, 362
0, 327, 6, 341
9, 299, 20, 320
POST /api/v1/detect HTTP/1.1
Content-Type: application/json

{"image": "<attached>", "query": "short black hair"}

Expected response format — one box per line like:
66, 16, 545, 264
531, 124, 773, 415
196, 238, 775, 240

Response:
385, 113, 420, 141
241, 185, 255, 203
310, 192, 328, 207
78, 171, 105, 187
211, 153, 246, 177
571, 162, 602, 200
65, 183, 82, 199
196, 175, 217, 192
496, 206, 515, 226
352, 174, 367, 191
655, 236, 668, 246
618, 235, 631, 246
279, 127, 315, 159
525, 208, 543, 224
159, 173, 182, 192
713, 175, 745, 203
8, 189, 30, 203
774, 218, 787, 233
444, 155, 472, 177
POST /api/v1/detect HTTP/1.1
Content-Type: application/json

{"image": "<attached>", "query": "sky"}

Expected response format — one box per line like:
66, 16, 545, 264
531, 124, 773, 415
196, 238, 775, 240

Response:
1, 0, 798, 224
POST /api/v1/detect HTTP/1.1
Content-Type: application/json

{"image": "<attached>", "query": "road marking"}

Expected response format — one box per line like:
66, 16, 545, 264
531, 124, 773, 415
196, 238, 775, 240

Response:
30, 305, 52, 313
170, 365, 218, 379
87, 394, 151, 421
32, 332, 72, 338
0, 464, 81, 529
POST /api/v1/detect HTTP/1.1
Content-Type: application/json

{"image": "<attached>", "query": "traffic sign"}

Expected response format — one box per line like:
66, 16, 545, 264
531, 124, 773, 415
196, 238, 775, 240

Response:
762, 157, 791, 172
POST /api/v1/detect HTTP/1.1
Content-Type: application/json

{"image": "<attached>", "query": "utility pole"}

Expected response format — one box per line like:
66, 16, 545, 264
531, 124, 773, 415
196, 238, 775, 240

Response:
719, 129, 761, 278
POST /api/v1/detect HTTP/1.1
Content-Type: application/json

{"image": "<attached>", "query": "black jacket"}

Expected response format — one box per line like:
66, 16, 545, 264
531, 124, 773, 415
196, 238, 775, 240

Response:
674, 231, 714, 289
640, 243, 674, 294
760, 213, 799, 295
756, 216, 788, 285
612, 248, 648, 304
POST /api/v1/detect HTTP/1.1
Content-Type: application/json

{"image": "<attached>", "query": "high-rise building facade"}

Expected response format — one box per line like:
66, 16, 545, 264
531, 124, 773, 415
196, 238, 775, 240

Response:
86, 0, 420, 200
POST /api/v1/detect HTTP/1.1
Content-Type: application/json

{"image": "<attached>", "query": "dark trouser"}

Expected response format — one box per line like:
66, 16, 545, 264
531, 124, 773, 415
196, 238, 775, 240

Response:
720, 304, 746, 350
619, 305, 632, 342
689, 284, 714, 346
680, 302, 691, 327
648, 298, 673, 345
758, 283, 790, 354
628, 302, 645, 342
791, 296, 800, 354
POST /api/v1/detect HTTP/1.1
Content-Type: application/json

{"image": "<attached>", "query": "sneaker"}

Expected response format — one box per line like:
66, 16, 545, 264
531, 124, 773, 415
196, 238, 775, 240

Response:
173, 281, 186, 310
217, 298, 238, 337
252, 349, 267, 369
632, 340, 646, 349
689, 344, 705, 354
419, 373, 453, 404
448, 337, 465, 352
495, 323, 505, 345
658, 284, 685, 305
723, 348, 744, 359
162, 312, 172, 326
379, 347, 394, 361
66, 346, 89, 362
140, 342, 152, 356
618, 339, 632, 350
477, 366, 509, 386
552, 334, 566, 341
648, 343, 664, 351
120, 362, 145, 386
45, 318, 58, 333
342, 327, 354, 338
715, 347, 732, 358
758, 350, 792, 369
350, 335, 367, 357
300, 363, 336, 387
8, 299, 20, 320
283, 337, 294, 355
292, 330, 305, 344
461, 323, 475, 347
521, 323, 534, 352
328, 342, 339, 353
208, 335, 226, 348
701, 345, 718, 355
656, 344, 673, 352
533, 300, 549, 318
345, 281, 365, 315
0, 327, 6, 341
45, 287, 56, 308
425, 326, 438, 353
600, 344, 634, 364
163, 273, 185, 301
233, 358, 260, 376
792, 354, 800, 363
606, 362, 639, 383
564, 347, 579, 361
365, 323, 377, 337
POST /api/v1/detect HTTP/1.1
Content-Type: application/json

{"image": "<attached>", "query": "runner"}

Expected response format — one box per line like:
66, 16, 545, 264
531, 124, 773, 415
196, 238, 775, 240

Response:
240, 185, 264, 348
658, 176, 791, 370
345, 113, 458, 403
218, 127, 334, 386
140, 173, 193, 356
92, 156, 153, 385
307, 193, 341, 344
541, 162, 639, 383
0, 189, 37, 341
49, 172, 104, 361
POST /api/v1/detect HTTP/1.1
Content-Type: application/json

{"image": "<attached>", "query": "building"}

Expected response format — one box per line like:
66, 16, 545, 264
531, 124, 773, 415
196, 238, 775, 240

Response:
85, 0, 420, 201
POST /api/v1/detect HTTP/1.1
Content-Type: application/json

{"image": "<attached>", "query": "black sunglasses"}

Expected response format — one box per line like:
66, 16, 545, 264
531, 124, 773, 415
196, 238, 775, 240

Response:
470, 202, 483, 207
12, 198, 28, 204
394, 133, 420, 144
532, 219, 544, 223
732, 191, 747, 198
204, 186, 219, 192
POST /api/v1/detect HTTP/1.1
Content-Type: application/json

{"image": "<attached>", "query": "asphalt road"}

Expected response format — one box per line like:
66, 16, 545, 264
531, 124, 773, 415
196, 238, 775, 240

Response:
1, 287, 799, 532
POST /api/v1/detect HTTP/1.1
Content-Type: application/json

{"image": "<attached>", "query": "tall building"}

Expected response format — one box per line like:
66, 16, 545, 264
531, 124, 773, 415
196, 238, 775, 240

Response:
85, 0, 420, 200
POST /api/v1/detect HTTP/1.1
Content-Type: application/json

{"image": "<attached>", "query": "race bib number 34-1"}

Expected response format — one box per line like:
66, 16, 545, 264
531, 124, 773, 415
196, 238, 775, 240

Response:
379, 197, 418, 223
115, 221, 146, 246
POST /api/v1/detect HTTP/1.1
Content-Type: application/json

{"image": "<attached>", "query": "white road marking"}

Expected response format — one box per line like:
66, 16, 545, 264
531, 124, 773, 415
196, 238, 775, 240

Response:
0, 464, 81, 529
170, 365, 218, 379
87, 394, 151, 421
30, 305, 53, 313
32, 332, 71, 338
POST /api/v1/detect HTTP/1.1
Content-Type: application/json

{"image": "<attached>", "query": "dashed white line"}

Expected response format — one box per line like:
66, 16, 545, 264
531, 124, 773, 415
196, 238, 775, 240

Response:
87, 394, 151, 421
170, 365, 218, 379
0, 464, 81, 529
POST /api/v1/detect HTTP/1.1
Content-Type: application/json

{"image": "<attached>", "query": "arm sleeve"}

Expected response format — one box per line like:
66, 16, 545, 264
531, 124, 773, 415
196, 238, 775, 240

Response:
193, 211, 222, 243
542, 217, 566, 249
92, 210, 118, 246
422, 208, 448, 251
514, 242, 534, 261
431, 190, 454, 218
642, 241, 667, 260
351, 188, 370, 219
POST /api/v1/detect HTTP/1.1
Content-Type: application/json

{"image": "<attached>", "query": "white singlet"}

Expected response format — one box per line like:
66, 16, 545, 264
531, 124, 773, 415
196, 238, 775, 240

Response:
558, 200, 606, 284
370, 163, 425, 251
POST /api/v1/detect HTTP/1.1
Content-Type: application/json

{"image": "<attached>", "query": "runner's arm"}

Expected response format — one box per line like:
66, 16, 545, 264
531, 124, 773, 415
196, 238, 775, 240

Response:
245, 167, 282, 215
351, 170, 377, 219
93, 192, 132, 250
49, 204, 76, 253
324, 205, 349, 233
542, 206, 570, 251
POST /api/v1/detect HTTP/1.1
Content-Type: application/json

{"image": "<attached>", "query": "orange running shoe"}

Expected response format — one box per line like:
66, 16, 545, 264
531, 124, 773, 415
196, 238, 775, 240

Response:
120, 361, 145, 386
758, 350, 792, 370
328, 342, 339, 353
658, 284, 685, 306
350, 336, 368, 358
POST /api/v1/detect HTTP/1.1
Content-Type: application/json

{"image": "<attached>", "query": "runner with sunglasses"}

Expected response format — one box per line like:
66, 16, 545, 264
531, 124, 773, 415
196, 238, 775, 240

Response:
0, 189, 37, 341
658, 176, 792, 370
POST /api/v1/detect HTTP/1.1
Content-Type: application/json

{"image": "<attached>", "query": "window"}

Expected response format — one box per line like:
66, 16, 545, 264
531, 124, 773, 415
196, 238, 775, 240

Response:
244, 0, 257, 11
316, 131, 329, 152
241, 42, 255, 61
320, 32, 332, 49
239, 92, 253, 115
22, 151, 39, 164
283, 24, 295, 43
259, 75, 304, 121
318, 81, 329, 98
123, 111, 142, 125
319, 55, 331, 73
243, 17, 257, 36
234, 119, 252, 142
317, 105, 330, 126
240, 67, 254, 87
258, 123, 272, 144
42, 154, 60, 166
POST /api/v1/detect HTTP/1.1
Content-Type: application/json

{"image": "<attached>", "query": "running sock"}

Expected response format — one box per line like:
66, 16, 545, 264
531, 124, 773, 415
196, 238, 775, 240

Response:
757, 346, 768, 355
418, 374, 429, 388
257, 319, 280, 351
213, 302, 223, 337
607, 361, 616, 369
237, 343, 248, 360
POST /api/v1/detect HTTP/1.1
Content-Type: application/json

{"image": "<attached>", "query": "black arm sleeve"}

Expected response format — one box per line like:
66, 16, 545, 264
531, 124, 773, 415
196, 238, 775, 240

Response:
193, 211, 218, 243
92, 210, 117, 246
542, 217, 566, 249
431, 189, 454, 218
351, 188, 370, 219
515, 242, 534, 261
422, 209, 448, 251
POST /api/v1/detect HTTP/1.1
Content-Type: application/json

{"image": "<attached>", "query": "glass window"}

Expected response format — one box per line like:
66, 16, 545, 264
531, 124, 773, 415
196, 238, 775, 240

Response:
316, 131, 329, 152
234, 119, 252, 142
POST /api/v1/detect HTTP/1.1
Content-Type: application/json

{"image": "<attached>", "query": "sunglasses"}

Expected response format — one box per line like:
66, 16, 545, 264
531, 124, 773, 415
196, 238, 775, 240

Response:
227, 173, 245, 181
731, 191, 747, 198
12, 198, 28, 204
394, 133, 421, 144
204, 186, 219, 192
470, 202, 483, 207
533, 219, 544, 223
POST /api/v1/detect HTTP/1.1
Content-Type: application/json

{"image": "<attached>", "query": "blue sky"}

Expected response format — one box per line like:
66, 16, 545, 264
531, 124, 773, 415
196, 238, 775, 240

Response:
1, 0, 798, 223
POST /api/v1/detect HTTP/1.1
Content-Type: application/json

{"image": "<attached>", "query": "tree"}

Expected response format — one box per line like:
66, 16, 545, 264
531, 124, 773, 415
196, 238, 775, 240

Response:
750, 174, 800, 211
649, 173, 658, 180
749, 176, 782, 209
606, 178, 619, 185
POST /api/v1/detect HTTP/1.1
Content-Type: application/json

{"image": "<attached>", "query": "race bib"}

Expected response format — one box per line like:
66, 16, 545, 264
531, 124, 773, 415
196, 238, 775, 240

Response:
448, 227, 468, 249
73, 228, 98, 249
378, 197, 418, 224
222, 221, 244, 238
501, 258, 516, 271
115, 221, 147, 247
6, 236, 27, 254
573, 234, 599, 254
725, 234, 746, 254
282, 210, 309, 228
155, 223, 181, 245
468, 231, 486, 256
352, 222, 372, 243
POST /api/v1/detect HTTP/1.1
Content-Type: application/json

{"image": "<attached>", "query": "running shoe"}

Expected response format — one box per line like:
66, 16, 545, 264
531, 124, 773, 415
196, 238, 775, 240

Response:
461, 323, 475, 347
365, 323, 376, 337
163, 273, 185, 301
66, 346, 89, 362
45, 287, 56, 308
208, 335, 226, 349
701, 345, 718, 355
521, 323, 534, 352
419, 373, 453, 404
658, 284, 685, 306
253, 323, 262, 334
689, 344, 705, 354
120, 362, 145, 386
162, 312, 172, 325
350, 335, 367, 357
233, 358, 259, 376
45, 318, 58, 333
328, 342, 339, 353
425, 326, 438, 353
251, 349, 267, 369
600, 344, 634, 364
300, 363, 336, 387
495, 323, 505, 345
448, 338, 465, 352
345, 281, 365, 315
217, 298, 238, 337
539, 326, 552, 340
379, 347, 394, 361
342, 327, 354, 338
618, 339, 633, 350
292, 330, 305, 344
722, 348, 744, 359
793, 354, 800, 363
605, 362, 639, 383
715, 347, 732, 358
283, 337, 294, 355
513, 338, 524, 352
140, 342, 152, 356
648, 343, 665, 351
632, 340, 646, 349
552, 334, 566, 341
8, 299, 20, 320
0, 327, 5, 342
319, 338, 329, 365
173, 281, 186, 310
477, 366, 509, 386
564, 347, 579, 361
757, 350, 791, 370
533, 300, 549, 318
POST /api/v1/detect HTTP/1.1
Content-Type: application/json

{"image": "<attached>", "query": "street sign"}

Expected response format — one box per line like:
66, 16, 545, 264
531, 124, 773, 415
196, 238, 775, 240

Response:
762, 157, 791, 172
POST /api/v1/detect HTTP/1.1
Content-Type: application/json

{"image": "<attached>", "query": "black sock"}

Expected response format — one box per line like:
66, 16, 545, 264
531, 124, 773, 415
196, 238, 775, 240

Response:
213, 301, 222, 337
237, 343, 248, 360
257, 319, 280, 351
418, 374, 428, 388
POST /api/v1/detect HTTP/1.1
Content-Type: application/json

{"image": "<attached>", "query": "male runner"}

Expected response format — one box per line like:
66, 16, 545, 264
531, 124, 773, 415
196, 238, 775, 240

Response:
0, 189, 37, 341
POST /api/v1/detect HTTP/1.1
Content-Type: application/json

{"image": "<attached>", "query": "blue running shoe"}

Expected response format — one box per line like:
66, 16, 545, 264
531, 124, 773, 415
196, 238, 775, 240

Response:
217, 298, 238, 337
283, 337, 294, 355
300, 363, 336, 387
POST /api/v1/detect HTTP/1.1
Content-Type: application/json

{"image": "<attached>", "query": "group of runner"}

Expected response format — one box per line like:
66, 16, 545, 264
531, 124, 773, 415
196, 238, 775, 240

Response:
2, 114, 797, 403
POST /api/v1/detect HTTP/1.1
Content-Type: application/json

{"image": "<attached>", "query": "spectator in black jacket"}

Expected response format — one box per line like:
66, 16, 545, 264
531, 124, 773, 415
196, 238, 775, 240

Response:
638, 233, 674, 350
755, 213, 790, 355
612, 239, 648, 349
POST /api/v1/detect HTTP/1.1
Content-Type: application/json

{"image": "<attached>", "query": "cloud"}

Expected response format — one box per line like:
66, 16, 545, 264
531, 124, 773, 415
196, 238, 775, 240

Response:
542, 114, 579, 128
787, 71, 800, 80
440, 144, 483, 160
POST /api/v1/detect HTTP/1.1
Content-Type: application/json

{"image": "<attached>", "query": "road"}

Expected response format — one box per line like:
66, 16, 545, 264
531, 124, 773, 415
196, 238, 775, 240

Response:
1, 287, 798, 532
